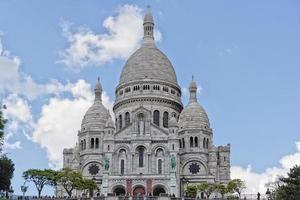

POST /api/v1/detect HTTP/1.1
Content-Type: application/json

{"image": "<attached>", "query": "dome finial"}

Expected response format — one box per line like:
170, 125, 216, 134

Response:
95, 77, 102, 102
189, 76, 197, 103
143, 6, 155, 46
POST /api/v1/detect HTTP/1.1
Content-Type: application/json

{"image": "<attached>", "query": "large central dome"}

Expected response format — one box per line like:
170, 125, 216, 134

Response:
119, 45, 178, 85
118, 8, 178, 87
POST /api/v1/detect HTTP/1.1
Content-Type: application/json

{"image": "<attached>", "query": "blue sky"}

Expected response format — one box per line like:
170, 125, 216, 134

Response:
0, 0, 300, 196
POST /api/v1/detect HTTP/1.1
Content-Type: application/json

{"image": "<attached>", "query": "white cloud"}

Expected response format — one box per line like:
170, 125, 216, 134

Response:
31, 80, 114, 169
3, 94, 33, 125
231, 141, 300, 194
59, 4, 161, 70
0, 35, 114, 168
3, 132, 22, 151
0, 37, 65, 100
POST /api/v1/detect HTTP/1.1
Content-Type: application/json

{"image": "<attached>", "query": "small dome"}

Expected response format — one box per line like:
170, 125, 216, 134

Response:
178, 78, 210, 129
119, 46, 178, 85
81, 79, 111, 131
169, 116, 178, 127
81, 102, 110, 131
105, 116, 115, 128
179, 102, 210, 129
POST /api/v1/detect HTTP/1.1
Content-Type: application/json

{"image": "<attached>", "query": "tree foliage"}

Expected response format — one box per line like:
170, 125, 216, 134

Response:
196, 183, 217, 198
0, 106, 14, 197
269, 165, 300, 200
215, 184, 228, 199
0, 156, 15, 193
55, 168, 98, 197
0, 108, 7, 153
227, 179, 246, 198
23, 169, 57, 197
185, 185, 198, 198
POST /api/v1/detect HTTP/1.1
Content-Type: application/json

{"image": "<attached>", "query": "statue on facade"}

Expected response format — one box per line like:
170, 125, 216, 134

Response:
171, 155, 176, 170
103, 156, 110, 171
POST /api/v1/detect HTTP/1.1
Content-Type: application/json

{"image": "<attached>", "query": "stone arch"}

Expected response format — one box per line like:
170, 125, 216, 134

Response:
114, 144, 131, 155
81, 160, 102, 176
150, 144, 168, 155
152, 184, 168, 196
112, 185, 126, 196
181, 158, 207, 175
133, 185, 146, 196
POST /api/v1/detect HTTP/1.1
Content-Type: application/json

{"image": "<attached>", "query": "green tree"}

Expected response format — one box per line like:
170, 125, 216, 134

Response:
196, 183, 216, 199
23, 169, 57, 197
0, 106, 15, 198
185, 185, 198, 198
77, 178, 98, 196
0, 155, 15, 197
215, 184, 228, 199
0, 107, 7, 153
56, 168, 84, 197
270, 165, 300, 200
227, 179, 246, 198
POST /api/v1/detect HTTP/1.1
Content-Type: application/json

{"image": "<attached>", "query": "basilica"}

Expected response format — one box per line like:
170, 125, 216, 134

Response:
58, 8, 230, 198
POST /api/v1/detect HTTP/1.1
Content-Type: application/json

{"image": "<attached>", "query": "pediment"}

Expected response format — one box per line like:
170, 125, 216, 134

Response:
150, 123, 169, 138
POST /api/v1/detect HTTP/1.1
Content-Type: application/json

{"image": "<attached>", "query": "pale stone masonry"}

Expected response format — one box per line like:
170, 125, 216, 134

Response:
58, 8, 230, 198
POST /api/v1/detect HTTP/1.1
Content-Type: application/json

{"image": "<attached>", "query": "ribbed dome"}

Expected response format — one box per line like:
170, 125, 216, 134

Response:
81, 78, 111, 131
119, 46, 178, 85
179, 102, 210, 129
178, 78, 210, 129
169, 116, 178, 127
81, 103, 110, 131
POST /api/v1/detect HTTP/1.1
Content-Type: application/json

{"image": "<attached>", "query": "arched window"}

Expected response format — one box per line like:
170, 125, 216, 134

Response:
83, 139, 86, 150
91, 138, 94, 149
125, 112, 130, 126
163, 111, 169, 128
108, 145, 110, 151
203, 138, 206, 149
190, 137, 193, 148
206, 138, 209, 149
179, 139, 182, 148
95, 138, 99, 149
119, 115, 122, 130
182, 138, 185, 148
137, 146, 145, 167
195, 137, 198, 147
80, 140, 83, 150
158, 159, 162, 174
120, 159, 125, 175
172, 144, 175, 150
153, 110, 160, 126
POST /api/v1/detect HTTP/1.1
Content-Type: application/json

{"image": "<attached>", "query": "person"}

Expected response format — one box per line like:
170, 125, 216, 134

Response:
257, 192, 260, 200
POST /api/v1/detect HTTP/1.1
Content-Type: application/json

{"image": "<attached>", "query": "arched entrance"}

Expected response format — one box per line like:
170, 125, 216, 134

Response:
153, 186, 166, 196
133, 186, 145, 196
113, 186, 126, 196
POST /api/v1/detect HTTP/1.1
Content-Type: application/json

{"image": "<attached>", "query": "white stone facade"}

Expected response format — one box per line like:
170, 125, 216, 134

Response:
58, 8, 230, 198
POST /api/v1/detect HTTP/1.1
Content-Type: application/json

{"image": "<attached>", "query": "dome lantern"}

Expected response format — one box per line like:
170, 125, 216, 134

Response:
143, 6, 155, 46
189, 75, 197, 103
95, 77, 102, 102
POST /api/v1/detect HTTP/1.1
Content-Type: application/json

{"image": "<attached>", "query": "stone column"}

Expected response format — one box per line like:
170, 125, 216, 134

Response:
101, 171, 109, 196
